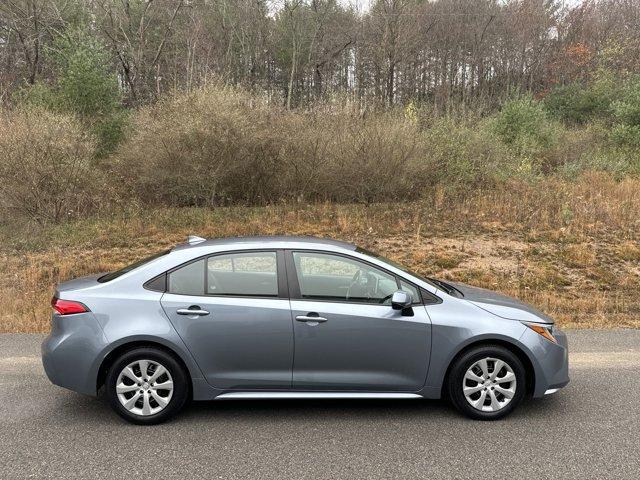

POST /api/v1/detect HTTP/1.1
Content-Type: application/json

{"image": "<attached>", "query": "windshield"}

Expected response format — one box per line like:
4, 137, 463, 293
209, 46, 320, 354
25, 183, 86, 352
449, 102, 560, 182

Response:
356, 247, 464, 297
97, 250, 170, 283
355, 247, 438, 289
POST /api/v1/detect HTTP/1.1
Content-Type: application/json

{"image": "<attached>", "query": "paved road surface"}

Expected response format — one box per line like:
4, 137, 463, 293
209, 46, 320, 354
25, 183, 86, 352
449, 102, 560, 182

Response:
1, 331, 639, 479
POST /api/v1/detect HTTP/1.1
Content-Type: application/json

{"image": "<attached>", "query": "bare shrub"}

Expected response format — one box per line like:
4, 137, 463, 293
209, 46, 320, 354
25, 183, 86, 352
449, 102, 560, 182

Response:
113, 87, 426, 205
0, 108, 104, 223
109, 86, 640, 210
417, 118, 516, 189
278, 111, 422, 202
113, 87, 286, 206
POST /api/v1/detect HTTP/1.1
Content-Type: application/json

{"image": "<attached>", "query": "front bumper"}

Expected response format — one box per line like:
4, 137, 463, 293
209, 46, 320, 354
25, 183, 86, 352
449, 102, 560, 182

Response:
520, 326, 570, 398
41, 312, 108, 396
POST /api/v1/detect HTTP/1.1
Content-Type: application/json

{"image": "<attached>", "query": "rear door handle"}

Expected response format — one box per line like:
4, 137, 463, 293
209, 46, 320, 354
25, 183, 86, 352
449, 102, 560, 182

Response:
295, 315, 327, 323
177, 306, 210, 316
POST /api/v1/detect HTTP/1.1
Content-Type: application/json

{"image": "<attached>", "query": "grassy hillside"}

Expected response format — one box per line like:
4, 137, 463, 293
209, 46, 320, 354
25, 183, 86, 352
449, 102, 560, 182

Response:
2, 173, 638, 333
2, 84, 640, 332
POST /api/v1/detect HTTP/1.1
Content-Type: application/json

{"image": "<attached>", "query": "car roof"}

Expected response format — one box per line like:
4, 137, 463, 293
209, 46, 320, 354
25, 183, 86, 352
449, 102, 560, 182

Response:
172, 235, 357, 252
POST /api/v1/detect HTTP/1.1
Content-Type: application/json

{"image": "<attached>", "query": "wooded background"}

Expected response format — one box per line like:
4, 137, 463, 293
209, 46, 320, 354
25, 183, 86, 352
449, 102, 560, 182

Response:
2, 0, 639, 110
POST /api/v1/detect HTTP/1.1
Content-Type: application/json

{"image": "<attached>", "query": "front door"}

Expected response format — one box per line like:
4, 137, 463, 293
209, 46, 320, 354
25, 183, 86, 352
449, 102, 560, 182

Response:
161, 250, 293, 390
287, 250, 431, 391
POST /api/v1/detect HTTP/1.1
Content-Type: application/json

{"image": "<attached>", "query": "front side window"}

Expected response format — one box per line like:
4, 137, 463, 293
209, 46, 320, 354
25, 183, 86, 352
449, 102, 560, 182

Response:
292, 252, 398, 304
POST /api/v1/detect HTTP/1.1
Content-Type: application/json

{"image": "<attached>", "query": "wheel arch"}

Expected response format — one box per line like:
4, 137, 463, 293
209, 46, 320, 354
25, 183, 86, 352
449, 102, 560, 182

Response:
440, 338, 536, 398
96, 339, 193, 396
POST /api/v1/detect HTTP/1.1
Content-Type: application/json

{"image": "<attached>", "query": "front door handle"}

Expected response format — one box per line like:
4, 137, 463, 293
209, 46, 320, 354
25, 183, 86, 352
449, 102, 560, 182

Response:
295, 315, 327, 323
177, 306, 210, 316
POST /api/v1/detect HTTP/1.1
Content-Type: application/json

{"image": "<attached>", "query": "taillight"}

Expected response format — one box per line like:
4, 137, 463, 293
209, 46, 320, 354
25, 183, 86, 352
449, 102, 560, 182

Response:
51, 297, 89, 315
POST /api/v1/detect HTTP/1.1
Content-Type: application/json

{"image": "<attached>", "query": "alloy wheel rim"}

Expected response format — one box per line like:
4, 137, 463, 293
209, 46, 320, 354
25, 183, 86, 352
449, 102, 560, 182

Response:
116, 359, 173, 416
462, 357, 516, 412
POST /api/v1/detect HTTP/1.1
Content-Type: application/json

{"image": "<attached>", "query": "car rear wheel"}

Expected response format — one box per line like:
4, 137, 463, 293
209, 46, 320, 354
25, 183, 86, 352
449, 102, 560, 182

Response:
106, 347, 189, 425
447, 345, 526, 420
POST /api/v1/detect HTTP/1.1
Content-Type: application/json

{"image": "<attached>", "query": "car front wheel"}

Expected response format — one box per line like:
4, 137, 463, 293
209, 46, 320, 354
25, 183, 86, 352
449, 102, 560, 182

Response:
447, 345, 526, 420
106, 347, 189, 425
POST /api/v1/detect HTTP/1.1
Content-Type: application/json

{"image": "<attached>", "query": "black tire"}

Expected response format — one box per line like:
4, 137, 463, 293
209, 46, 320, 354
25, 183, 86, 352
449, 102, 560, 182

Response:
447, 345, 526, 421
106, 347, 189, 425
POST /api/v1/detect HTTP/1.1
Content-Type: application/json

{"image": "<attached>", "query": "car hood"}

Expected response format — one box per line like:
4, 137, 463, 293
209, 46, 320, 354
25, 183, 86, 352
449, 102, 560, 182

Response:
447, 281, 554, 324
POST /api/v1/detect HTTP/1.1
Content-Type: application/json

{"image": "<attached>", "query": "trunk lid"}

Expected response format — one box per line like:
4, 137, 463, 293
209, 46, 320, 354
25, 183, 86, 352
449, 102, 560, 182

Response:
56, 274, 104, 294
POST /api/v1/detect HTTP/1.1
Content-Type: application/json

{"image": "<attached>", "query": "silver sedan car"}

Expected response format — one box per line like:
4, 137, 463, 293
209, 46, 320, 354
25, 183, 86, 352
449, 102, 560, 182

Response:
42, 236, 569, 424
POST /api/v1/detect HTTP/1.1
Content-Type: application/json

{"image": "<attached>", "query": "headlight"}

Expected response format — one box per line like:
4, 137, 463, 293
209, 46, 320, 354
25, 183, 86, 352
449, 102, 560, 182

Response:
522, 322, 557, 344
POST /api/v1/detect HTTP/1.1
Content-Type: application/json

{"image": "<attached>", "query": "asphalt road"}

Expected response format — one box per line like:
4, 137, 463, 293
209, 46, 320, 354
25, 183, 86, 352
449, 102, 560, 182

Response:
1, 331, 639, 479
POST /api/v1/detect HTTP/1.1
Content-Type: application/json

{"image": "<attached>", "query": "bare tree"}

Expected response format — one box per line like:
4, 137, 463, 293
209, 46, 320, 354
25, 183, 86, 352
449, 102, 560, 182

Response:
2, 0, 640, 109
97, 0, 186, 104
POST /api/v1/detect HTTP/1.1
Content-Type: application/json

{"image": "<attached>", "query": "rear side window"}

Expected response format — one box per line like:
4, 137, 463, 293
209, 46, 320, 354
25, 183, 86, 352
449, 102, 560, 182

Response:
98, 250, 170, 283
207, 252, 277, 296
167, 252, 278, 297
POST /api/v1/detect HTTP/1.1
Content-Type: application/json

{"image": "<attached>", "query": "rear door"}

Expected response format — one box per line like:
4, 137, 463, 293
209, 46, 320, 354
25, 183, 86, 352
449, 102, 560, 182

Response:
287, 250, 432, 391
161, 250, 294, 390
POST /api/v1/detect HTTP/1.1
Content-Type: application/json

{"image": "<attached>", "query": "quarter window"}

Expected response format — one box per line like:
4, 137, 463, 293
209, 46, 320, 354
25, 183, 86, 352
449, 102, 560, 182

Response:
168, 259, 205, 295
399, 280, 420, 303
292, 252, 398, 304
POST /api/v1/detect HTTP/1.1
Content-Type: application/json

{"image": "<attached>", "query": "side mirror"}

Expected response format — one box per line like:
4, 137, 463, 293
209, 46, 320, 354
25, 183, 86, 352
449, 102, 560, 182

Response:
391, 290, 412, 311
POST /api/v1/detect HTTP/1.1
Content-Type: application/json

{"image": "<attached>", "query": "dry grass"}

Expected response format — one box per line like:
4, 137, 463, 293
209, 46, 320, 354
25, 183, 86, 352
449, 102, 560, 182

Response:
1, 173, 639, 333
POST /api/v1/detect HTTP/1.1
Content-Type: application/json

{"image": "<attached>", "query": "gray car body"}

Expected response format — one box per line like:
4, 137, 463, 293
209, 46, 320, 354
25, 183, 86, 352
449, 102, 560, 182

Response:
42, 236, 569, 401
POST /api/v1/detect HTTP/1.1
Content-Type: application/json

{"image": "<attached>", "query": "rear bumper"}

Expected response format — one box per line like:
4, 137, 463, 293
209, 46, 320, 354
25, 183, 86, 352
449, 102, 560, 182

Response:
521, 327, 570, 398
41, 312, 108, 396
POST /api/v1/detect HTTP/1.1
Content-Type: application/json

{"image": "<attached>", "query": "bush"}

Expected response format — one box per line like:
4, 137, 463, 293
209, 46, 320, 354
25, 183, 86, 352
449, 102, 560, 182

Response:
113, 87, 287, 206
544, 82, 611, 124
0, 108, 105, 223
490, 96, 560, 164
561, 154, 640, 179
279, 112, 423, 202
610, 76, 640, 147
417, 118, 517, 188
119, 86, 580, 208
610, 124, 640, 148
543, 71, 618, 124
113, 87, 426, 206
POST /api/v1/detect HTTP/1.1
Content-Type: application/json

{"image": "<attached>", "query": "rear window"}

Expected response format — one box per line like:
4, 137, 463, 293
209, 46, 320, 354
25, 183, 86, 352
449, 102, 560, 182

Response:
97, 250, 170, 283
